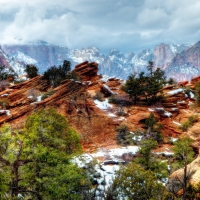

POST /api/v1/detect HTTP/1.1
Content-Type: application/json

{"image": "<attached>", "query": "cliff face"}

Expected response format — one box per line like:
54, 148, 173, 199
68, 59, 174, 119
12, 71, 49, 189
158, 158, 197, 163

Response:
2, 40, 192, 81
0, 46, 11, 68
2, 41, 70, 73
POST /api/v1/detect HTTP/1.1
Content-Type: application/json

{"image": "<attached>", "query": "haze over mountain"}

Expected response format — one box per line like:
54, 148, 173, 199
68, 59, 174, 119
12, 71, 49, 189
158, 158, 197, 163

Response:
2, 40, 199, 81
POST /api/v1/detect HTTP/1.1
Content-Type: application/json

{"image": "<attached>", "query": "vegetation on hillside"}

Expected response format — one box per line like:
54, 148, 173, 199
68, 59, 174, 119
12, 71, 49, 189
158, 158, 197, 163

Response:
43, 60, 80, 87
0, 108, 90, 199
122, 61, 174, 105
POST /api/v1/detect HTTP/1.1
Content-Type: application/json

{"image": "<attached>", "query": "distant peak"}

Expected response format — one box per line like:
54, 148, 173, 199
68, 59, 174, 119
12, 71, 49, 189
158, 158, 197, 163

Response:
28, 40, 49, 45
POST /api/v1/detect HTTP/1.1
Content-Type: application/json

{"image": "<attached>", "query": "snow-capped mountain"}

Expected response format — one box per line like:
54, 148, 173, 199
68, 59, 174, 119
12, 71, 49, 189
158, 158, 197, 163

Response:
1, 40, 195, 81
0, 46, 25, 75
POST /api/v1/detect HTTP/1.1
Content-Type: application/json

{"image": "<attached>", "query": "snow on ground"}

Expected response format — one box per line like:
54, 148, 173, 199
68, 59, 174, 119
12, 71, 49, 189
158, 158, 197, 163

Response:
94, 99, 112, 110
167, 88, 184, 96
0, 110, 10, 116
36, 95, 42, 102
1, 93, 9, 97
173, 121, 181, 126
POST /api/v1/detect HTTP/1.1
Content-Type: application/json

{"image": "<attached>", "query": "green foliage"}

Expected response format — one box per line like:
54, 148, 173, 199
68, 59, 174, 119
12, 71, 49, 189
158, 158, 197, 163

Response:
0, 109, 87, 199
116, 125, 134, 146
135, 138, 168, 179
41, 90, 55, 100
122, 72, 145, 104
25, 64, 38, 78
179, 115, 198, 131
107, 162, 168, 200
0, 99, 9, 109
43, 60, 74, 87
0, 65, 17, 82
25, 108, 81, 154
171, 137, 195, 200
123, 61, 171, 105
144, 113, 164, 143
172, 137, 194, 168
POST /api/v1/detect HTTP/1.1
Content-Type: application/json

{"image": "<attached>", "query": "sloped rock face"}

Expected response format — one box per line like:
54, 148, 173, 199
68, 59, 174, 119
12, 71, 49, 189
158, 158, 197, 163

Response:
2, 41, 70, 73
73, 61, 100, 82
166, 41, 200, 81
153, 44, 174, 69
0, 73, 117, 150
0, 46, 11, 68
167, 155, 200, 194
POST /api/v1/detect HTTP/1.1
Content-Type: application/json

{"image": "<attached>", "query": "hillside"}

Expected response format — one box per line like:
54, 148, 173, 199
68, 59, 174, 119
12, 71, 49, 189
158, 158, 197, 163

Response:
1, 60, 200, 153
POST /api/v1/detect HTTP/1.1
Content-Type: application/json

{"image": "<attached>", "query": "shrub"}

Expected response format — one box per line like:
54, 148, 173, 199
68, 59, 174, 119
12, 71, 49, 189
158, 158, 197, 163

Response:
188, 115, 198, 123
108, 95, 132, 105
25, 64, 38, 78
0, 99, 9, 109
41, 90, 55, 100
116, 125, 134, 146
179, 115, 198, 131
93, 91, 104, 101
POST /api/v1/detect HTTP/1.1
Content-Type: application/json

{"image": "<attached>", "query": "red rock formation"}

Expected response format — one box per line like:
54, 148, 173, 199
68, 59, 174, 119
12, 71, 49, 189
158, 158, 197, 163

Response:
73, 61, 100, 82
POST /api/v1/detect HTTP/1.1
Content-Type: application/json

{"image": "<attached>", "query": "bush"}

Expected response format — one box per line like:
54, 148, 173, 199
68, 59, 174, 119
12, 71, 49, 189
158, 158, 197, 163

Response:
93, 91, 104, 101
41, 90, 55, 100
116, 125, 134, 146
188, 115, 198, 123
0, 99, 9, 109
43, 60, 72, 87
25, 64, 38, 78
108, 95, 132, 105
179, 115, 198, 131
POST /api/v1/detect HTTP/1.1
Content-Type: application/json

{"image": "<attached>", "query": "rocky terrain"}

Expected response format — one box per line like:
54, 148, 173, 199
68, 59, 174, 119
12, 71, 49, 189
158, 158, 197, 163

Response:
1, 60, 200, 196
1, 40, 194, 81
0, 60, 199, 151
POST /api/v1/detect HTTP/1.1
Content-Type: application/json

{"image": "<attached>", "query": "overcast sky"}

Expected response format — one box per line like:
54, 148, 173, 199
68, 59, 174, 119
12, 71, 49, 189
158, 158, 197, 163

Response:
0, 0, 200, 54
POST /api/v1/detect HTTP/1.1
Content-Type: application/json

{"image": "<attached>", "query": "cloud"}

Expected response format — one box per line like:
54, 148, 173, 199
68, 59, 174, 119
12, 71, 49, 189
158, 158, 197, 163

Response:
0, 0, 200, 53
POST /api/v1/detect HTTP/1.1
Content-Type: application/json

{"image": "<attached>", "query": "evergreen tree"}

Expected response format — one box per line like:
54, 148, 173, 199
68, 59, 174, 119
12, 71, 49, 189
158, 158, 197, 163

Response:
0, 108, 89, 199
43, 60, 73, 87
107, 162, 168, 200
171, 137, 195, 200
25, 64, 38, 78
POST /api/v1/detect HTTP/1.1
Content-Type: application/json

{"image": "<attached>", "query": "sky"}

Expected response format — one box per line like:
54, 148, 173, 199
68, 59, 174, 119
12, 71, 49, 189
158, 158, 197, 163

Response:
0, 0, 200, 54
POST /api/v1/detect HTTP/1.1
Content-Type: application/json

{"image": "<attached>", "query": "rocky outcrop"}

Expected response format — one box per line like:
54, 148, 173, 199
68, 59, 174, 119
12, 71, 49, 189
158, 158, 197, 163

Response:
167, 155, 200, 194
73, 61, 99, 82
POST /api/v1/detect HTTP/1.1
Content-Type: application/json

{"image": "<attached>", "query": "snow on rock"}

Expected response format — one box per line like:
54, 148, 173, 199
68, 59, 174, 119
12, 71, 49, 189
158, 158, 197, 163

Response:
170, 137, 178, 142
173, 121, 181, 126
163, 111, 172, 117
108, 113, 117, 118
102, 84, 115, 95
167, 88, 184, 96
94, 99, 112, 110
0, 110, 10, 116
190, 91, 195, 99
37, 95, 42, 102
1, 93, 9, 97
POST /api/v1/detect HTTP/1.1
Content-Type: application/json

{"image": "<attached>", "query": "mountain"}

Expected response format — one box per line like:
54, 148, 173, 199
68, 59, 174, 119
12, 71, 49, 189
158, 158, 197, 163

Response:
1, 40, 193, 81
2, 40, 70, 73
0, 46, 25, 75
166, 41, 200, 81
